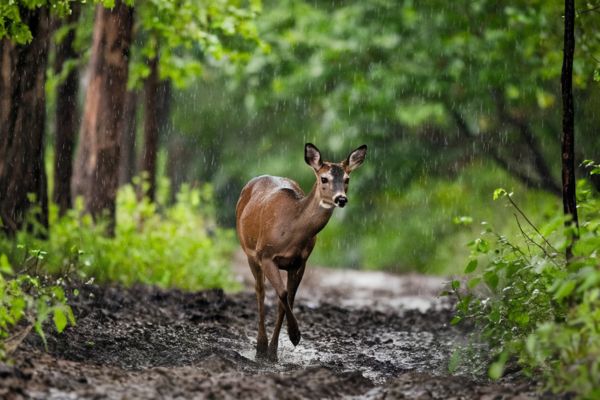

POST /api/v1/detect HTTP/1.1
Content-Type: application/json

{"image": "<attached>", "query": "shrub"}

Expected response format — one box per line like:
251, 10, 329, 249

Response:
1, 183, 239, 291
0, 254, 74, 359
451, 175, 600, 397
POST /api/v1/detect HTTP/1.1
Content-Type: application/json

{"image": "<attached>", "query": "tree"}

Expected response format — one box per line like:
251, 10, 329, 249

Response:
561, 0, 578, 259
130, 0, 262, 202
72, 0, 134, 234
0, 6, 51, 236
139, 56, 161, 200
118, 90, 138, 186
52, 4, 81, 215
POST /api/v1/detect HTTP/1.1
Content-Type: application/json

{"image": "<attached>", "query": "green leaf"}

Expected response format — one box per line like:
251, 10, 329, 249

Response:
451, 280, 460, 290
467, 277, 481, 289
447, 349, 461, 373
484, 271, 499, 290
493, 188, 507, 200
489, 357, 506, 380
53, 308, 67, 333
464, 259, 478, 274
554, 280, 576, 301
0, 254, 13, 275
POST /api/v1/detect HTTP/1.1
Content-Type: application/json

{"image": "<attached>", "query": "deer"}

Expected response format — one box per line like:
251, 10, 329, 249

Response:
235, 143, 367, 361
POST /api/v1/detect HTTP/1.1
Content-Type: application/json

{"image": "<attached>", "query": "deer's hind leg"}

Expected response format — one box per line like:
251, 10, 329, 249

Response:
248, 257, 268, 358
268, 261, 306, 361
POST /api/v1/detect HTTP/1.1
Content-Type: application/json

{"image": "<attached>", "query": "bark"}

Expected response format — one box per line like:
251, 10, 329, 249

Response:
139, 57, 160, 201
119, 90, 138, 186
72, 1, 134, 235
166, 136, 191, 203
53, 4, 81, 216
561, 0, 579, 259
0, 7, 50, 236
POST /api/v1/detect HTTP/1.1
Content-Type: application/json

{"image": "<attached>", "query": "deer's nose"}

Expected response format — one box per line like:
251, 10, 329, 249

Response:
334, 195, 348, 208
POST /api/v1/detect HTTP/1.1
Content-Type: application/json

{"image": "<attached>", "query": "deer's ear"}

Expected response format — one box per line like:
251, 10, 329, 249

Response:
343, 145, 367, 172
305, 143, 322, 171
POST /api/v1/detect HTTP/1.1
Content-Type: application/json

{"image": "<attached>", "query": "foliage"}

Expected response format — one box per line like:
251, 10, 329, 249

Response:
165, 0, 600, 272
0, 257, 74, 359
450, 175, 600, 397
0, 182, 239, 291
0, 0, 118, 44
129, 0, 264, 88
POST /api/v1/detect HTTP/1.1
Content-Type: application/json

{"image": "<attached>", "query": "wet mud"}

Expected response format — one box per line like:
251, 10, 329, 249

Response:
1, 266, 561, 399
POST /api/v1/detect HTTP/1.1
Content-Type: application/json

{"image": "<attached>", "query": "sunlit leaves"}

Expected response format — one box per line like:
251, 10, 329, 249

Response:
0, 0, 80, 44
130, 0, 262, 88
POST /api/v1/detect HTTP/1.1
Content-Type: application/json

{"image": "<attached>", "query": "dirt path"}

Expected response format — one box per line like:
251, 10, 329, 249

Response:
2, 260, 557, 399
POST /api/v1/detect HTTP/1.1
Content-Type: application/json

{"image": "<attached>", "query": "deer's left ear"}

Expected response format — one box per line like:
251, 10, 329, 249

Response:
343, 144, 367, 172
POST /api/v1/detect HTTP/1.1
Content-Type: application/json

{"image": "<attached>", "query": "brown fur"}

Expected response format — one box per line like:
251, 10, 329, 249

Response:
235, 144, 366, 361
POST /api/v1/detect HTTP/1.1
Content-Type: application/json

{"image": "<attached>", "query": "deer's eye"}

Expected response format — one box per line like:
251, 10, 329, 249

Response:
321, 177, 328, 184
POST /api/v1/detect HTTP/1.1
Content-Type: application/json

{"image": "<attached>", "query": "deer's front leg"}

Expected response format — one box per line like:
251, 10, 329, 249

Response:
261, 258, 301, 347
268, 262, 306, 361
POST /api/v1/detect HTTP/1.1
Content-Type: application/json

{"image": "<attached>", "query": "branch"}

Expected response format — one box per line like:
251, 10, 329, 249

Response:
493, 91, 561, 196
446, 105, 553, 191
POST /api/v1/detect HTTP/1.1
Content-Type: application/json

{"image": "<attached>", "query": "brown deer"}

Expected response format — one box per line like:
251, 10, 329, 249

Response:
235, 143, 367, 361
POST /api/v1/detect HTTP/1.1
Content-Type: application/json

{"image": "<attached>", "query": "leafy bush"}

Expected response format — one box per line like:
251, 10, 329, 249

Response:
451, 174, 600, 397
0, 182, 239, 291
0, 254, 74, 359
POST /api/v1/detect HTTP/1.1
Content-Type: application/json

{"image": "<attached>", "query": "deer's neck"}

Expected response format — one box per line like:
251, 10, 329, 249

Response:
297, 183, 334, 237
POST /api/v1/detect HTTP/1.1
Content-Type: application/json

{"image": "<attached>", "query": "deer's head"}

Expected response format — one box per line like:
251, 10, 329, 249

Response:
305, 143, 367, 209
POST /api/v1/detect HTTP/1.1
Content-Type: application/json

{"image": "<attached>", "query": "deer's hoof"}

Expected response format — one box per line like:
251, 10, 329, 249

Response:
267, 349, 278, 363
256, 337, 268, 357
289, 327, 301, 346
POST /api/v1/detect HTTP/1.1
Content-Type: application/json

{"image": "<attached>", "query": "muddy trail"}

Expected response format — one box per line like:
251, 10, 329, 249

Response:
2, 264, 558, 399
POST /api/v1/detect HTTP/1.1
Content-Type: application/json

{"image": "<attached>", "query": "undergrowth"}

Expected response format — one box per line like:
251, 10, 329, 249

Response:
0, 182, 238, 358
450, 166, 600, 398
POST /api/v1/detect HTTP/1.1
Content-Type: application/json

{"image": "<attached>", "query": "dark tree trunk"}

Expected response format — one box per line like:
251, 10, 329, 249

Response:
138, 57, 172, 201
139, 57, 160, 201
53, 4, 81, 216
72, 1, 134, 235
167, 136, 191, 203
0, 7, 50, 236
561, 0, 579, 259
119, 90, 138, 186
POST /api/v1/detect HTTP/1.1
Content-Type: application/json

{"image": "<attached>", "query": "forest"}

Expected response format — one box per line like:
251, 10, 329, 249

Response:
1, 0, 599, 398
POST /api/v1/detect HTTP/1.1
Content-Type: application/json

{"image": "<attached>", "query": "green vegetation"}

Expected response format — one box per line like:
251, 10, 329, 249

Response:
451, 169, 600, 397
0, 182, 238, 357
2, 0, 600, 394
0, 263, 74, 359
1, 183, 238, 291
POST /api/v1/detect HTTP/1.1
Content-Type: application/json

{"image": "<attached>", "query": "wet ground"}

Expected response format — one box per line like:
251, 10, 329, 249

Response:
1, 261, 560, 399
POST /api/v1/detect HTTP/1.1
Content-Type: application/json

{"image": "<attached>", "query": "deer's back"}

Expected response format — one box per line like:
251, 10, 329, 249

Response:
236, 175, 305, 255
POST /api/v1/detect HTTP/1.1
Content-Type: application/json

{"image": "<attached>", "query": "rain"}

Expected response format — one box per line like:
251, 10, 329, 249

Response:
0, 0, 599, 398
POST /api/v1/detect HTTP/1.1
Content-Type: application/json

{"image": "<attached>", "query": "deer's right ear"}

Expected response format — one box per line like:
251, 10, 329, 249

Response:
305, 143, 322, 171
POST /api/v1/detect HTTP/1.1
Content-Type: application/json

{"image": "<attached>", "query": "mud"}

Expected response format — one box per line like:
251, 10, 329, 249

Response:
1, 265, 562, 399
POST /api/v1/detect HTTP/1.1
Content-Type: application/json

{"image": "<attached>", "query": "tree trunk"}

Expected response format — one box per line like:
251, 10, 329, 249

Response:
72, 1, 134, 234
119, 90, 138, 186
53, 4, 81, 216
0, 7, 50, 236
167, 136, 191, 203
561, 0, 579, 259
138, 57, 171, 201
